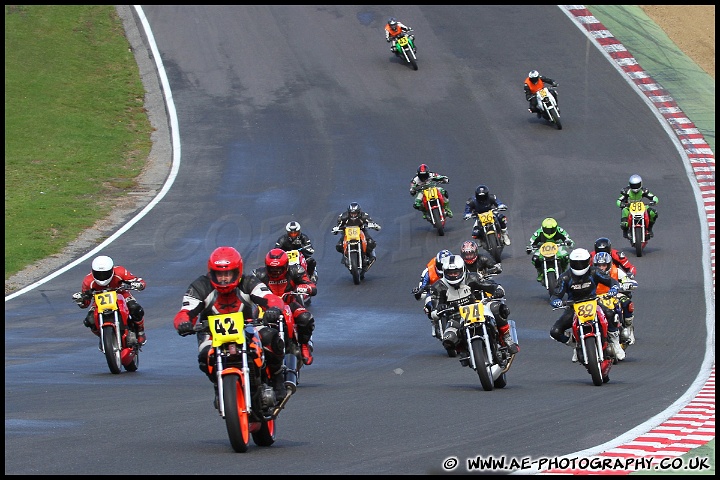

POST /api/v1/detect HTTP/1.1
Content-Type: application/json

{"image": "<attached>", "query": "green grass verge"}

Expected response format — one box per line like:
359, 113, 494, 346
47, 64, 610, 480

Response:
4, 5, 152, 279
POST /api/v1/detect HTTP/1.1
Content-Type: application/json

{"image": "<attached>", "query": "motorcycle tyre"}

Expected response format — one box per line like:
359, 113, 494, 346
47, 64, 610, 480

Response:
494, 372, 507, 389
486, 233, 502, 263
252, 419, 276, 447
350, 254, 361, 285
431, 209, 445, 236
471, 337, 494, 391
634, 226, 644, 257
407, 49, 418, 71
102, 325, 122, 375
550, 108, 562, 130
584, 337, 604, 386
546, 270, 558, 297
123, 347, 139, 372
223, 374, 251, 453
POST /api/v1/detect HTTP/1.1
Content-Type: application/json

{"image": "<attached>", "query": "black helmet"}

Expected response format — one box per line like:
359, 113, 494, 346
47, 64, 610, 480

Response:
388, 17, 397, 27
417, 164, 430, 182
594, 237, 611, 254
348, 202, 361, 220
528, 70, 540, 84
475, 184, 489, 203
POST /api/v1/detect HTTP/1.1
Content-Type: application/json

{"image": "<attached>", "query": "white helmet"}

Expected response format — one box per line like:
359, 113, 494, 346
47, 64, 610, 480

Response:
569, 248, 591, 277
91, 255, 114, 287
528, 70, 540, 83
442, 255, 466, 287
629, 174, 642, 192
286, 221, 302, 239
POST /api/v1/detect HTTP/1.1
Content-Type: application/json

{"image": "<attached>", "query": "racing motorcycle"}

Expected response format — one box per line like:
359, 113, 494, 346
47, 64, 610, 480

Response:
332, 223, 380, 285
624, 200, 656, 257
468, 206, 506, 263
73, 282, 143, 374
192, 310, 294, 453
598, 276, 638, 360
528, 240, 572, 296
439, 295, 518, 391
418, 180, 448, 236
392, 30, 417, 71
554, 296, 613, 386
284, 249, 316, 304
535, 86, 561, 130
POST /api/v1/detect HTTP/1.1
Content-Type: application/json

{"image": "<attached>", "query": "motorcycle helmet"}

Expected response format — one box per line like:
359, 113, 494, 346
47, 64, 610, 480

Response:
528, 70, 540, 84
347, 202, 361, 220
91, 255, 115, 287
474, 184, 489, 203
417, 164, 430, 182
443, 255, 466, 287
569, 248, 591, 277
286, 221, 302, 240
265, 248, 289, 280
388, 17, 397, 28
594, 237, 612, 254
629, 174, 643, 193
541, 217, 558, 238
593, 251, 612, 273
208, 246, 243, 294
435, 249, 453, 276
460, 240, 479, 265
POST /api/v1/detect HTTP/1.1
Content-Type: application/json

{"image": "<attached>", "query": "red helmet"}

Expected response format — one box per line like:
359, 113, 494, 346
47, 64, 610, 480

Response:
208, 246, 243, 294
265, 248, 289, 280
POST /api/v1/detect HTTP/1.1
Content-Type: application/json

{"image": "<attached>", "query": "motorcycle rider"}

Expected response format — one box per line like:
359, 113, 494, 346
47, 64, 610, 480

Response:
590, 236, 637, 278
463, 184, 511, 246
593, 251, 638, 358
254, 248, 317, 366
524, 69, 559, 117
526, 217, 574, 283
617, 174, 659, 239
173, 246, 289, 405
549, 248, 620, 364
412, 249, 453, 320
428, 255, 519, 360
73, 255, 147, 346
275, 221, 317, 281
459, 240, 502, 276
333, 202, 381, 268
385, 17, 414, 56
410, 163, 452, 218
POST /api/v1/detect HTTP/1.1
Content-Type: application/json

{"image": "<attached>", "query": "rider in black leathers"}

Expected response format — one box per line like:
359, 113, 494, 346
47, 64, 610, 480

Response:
275, 221, 317, 280
333, 202, 381, 267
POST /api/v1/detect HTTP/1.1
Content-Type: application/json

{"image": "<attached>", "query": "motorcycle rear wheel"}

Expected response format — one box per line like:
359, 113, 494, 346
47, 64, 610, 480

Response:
471, 337, 494, 391
102, 325, 122, 374
486, 234, 502, 263
252, 419, 276, 447
223, 374, 251, 452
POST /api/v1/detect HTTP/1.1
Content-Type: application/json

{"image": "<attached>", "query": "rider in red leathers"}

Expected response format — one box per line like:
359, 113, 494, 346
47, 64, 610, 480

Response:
73, 255, 147, 345
589, 236, 637, 278
253, 248, 317, 366
173, 246, 289, 404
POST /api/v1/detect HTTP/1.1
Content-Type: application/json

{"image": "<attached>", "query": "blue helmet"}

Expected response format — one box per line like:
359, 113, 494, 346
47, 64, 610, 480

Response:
435, 249, 453, 275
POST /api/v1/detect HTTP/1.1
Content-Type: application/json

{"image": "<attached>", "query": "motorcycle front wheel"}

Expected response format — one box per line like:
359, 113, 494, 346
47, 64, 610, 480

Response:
550, 109, 562, 130
350, 253, 361, 285
545, 269, 558, 297
431, 209, 445, 236
634, 226, 644, 257
102, 325, 122, 374
223, 374, 251, 452
471, 337, 494, 391
583, 337, 604, 386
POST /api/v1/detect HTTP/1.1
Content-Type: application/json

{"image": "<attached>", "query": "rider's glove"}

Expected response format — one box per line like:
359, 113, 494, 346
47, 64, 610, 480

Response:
464, 214, 472, 221
492, 289, 505, 299
177, 322, 194, 337
608, 285, 619, 297
443, 177, 449, 184
72, 292, 87, 307
497, 203, 508, 211
412, 286, 423, 300
130, 281, 144, 290
552, 82, 559, 87
526, 246, 533, 255
369, 223, 381, 231
296, 285, 311, 295
489, 263, 502, 274
331, 226, 340, 234
263, 307, 282, 325
551, 298, 564, 308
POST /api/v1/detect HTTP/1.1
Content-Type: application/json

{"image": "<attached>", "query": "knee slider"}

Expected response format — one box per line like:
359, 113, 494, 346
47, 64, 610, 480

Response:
550, 325, 565, 342
336, 243, 343, 253
295, 311, 315, 331
198, 345, 213, 376
499, 303, 510, 319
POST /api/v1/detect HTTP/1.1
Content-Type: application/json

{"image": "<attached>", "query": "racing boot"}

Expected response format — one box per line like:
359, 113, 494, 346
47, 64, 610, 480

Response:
623, 316, 636, 345
366, 250, 377, 269
83, 311, 98, 333
134, 318, 147, 346
647, 221, 655, 238
621, 224, 629, 239
301, 342, 314, 366
501, 228, 511, 246
443, 199, 453, 218
565, 335, 578, 362
500, 325, 519, 354
609, 330, 625, 361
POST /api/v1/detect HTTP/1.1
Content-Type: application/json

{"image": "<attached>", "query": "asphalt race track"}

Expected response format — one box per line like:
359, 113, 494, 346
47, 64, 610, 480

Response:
4, 6, 712, 475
